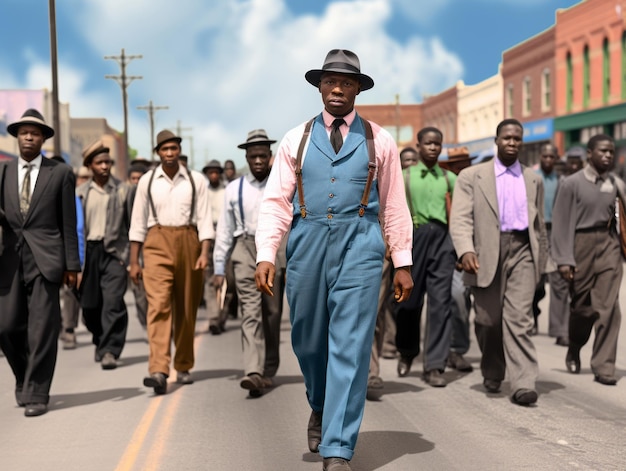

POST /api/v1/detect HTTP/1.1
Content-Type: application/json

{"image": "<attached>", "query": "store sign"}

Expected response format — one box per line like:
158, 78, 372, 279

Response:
523, 118, 554, 142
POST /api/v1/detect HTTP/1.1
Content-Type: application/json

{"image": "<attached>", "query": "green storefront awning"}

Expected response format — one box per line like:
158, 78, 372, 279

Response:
554, 103, 626, 131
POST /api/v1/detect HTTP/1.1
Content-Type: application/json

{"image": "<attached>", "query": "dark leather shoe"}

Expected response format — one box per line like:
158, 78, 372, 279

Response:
555, 336, 570, 347
240, 373, 264, 390
483, 378, 501, 393
101, 352, 117, 370
565, 349, 581, 374
447, 352, 473, 372
307, 410, 322, 453
594, 374, 618, 386
24, 403, 48, 417
176, 371, 193, 385
208, 325, 221, 335
366, 375, 384, 401
322, 457, 352, 471
144, 372, 168, 395
423, 369, 447, 387
511, 388, 538, 406
397, 355, 413, 377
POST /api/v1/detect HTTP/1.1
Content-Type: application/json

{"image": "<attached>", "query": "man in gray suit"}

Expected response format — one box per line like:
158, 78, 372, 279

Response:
449, 118, 547, 406
0, 109, 80, 417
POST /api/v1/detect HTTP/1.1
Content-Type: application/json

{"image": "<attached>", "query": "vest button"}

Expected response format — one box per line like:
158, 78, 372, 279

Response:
329, 193, 334, 198
327, 207, 332, 212
327, 214, 333, 219
330, 178, 335, 183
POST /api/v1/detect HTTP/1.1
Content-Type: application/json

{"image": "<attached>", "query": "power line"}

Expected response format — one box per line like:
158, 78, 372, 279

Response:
137, 100, 169, 156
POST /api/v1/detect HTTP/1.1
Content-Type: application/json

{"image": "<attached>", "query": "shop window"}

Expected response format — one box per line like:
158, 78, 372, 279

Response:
566, 52, 573, 112
541, 69, 551, 112
583, 45, 590, 109
522, 77, 531, 117
603, 38, 610, 104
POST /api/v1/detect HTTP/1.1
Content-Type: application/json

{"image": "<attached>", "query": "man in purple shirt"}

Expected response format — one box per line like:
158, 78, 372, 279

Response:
450, 119, 547, 406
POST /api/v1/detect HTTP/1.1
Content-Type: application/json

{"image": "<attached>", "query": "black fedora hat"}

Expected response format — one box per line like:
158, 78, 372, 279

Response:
202, 159, 224, 174
7, 109, 55, 139
305, 49, 374, 91
154, 129, 182, 152
237, 129, 277, 149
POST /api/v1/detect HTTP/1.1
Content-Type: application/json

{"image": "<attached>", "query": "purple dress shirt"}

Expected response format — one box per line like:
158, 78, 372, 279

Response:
494, 158, 528, 231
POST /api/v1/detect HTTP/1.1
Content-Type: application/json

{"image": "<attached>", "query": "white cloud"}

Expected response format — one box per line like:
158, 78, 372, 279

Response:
44, 0, 464, 168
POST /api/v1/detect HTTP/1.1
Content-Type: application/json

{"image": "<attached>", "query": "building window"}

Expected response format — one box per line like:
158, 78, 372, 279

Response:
522, 77, 531, 116
622, 32, 626, 100
541, 69, 551, 112
615, 122, 626, 141
603, 38, 610, 104
566, 52, 573, 112
583, 45, 590, 109
506, 84, 514, 118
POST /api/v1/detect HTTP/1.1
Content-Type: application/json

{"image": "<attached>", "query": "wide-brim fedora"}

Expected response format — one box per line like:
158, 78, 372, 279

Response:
7, 109, 55, 139
237, 129, 277, 149
202, 159, 224, 174
305, 49, 374, 91
154, 129, 182, 152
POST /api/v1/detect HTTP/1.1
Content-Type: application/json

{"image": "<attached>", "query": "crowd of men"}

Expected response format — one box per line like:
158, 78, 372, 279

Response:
0, 49, 623, 471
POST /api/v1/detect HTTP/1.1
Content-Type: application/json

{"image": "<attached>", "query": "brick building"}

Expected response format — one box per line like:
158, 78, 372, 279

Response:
356, 100, 423, 149
422, 85, 459, 148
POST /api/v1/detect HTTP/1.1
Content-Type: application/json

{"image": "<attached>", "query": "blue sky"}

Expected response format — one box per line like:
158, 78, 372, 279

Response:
0, 0, 580, 167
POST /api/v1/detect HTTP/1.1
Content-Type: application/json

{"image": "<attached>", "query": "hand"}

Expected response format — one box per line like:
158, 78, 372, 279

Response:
129, 262, 142, 285
255, 261, 276, 296
75, 272, 83, 289
194, 253, 209, 271
393, 266, 413, 303
460, 252, 480, 274
212, 274, 225, 289
558, 265, 576, 282
63, 271, 77, 288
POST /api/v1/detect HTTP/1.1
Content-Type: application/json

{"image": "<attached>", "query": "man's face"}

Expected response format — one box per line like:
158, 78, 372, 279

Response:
417, 131, 442, 167
587, 139, 615, 174
400, 150, 418, 169
206, 169, 222, 186
224, 166, 236, 180
89, 154, 113, 182
128, 170, 143, 185
17, 124, 45, 161
319, 73, 361, 117
157, 141, 180, 169
540, 145, 558, 174
495, 124, 523, 167
565, 157, 583, 175
245, 145, 271, 181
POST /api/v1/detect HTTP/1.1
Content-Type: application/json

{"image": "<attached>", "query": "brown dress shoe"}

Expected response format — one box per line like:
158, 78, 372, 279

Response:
322, 457, 352, 471
144, 372, 168, 395
366, 375, 384, 401
511, 388, 538, 406
177, 371, 194, 384
307, 410, 322, 453
594, 374, 618, 385
483, 378, 501, 393
423, 369, 447, 387
447, 352, 473, 372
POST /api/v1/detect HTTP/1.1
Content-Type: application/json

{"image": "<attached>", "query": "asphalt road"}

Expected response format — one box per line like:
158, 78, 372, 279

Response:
1, 284, 625, 471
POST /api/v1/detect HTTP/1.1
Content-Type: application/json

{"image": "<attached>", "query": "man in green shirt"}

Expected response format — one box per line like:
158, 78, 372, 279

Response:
395, 127, 456, 387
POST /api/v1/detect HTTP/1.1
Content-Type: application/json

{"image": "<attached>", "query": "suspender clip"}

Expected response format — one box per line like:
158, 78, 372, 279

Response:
300, 207, 307, 219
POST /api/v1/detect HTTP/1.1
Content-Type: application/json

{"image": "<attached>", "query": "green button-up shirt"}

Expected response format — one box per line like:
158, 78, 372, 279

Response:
404, 160, 456, 227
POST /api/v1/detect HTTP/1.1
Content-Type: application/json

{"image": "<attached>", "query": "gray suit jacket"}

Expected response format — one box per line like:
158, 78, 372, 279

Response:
449, 160, 548, 288
0, 158, 81, 287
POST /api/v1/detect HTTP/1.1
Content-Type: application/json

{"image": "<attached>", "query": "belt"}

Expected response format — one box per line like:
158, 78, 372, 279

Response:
501, 229, 529, 238
545, 222, 552, 230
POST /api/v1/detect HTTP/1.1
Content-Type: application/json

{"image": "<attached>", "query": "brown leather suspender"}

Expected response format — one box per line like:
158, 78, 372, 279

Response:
295, 117, 376, 219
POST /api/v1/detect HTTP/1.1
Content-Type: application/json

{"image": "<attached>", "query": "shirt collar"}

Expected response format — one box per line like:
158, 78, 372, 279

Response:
155, 164, 188, 181
415, 160, 443, 177
322, 109, 356, 129
18, 154, 42, 170
494, 157, 522, 177
583, 164, 607, 183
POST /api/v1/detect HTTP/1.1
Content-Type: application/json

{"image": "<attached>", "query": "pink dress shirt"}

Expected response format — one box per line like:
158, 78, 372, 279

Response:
256, 109, 413, 269
494, 157, 528, 231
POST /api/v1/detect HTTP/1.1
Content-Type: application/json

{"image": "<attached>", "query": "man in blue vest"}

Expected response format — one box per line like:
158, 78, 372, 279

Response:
255, 49, 413, 471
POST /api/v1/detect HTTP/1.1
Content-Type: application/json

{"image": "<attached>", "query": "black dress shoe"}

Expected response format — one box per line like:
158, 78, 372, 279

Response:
511, 388, 538, 406
323, 457, 352, 471
143, 372, 168, 395
447, 352, 473, 372
423, 369, 447, 387
24, 403, 48, 417
483, 378, 501, 393
366, 375, 384, 401
555, 336, 570, 347
565, 349, 581, 374
594, 374, 618, 386
208, 325, 221, 335
307, 410, 322, 453
397, 355, 413, 377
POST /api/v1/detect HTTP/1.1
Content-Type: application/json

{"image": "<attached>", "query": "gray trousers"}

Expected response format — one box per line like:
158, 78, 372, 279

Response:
472, 232, 539, 393
231, 236, 284, 377
570, 229, 622, 376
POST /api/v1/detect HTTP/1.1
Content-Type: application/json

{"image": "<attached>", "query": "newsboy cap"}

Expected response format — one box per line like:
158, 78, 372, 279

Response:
237, 129, 277, 149
305, 49, 374, 91
154, 129, 182, 152
7, 109, 55, 139
202, 159, 224, 174
82, 139, 110, 167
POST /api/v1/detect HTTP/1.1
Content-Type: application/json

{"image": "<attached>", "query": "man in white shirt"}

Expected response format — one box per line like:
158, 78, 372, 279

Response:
129, 130, 214, 395
213, 130, 285, 398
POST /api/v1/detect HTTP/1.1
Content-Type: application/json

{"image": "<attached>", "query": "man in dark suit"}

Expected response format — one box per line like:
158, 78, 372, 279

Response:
0, 109, 80, 417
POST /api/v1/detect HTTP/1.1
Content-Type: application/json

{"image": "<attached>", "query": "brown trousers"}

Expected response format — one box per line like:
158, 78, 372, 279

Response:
142, 226, 203, 376
570, 229, 622, 376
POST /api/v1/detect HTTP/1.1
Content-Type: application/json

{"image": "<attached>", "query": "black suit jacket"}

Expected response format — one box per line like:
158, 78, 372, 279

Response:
0, 158, 80, 287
